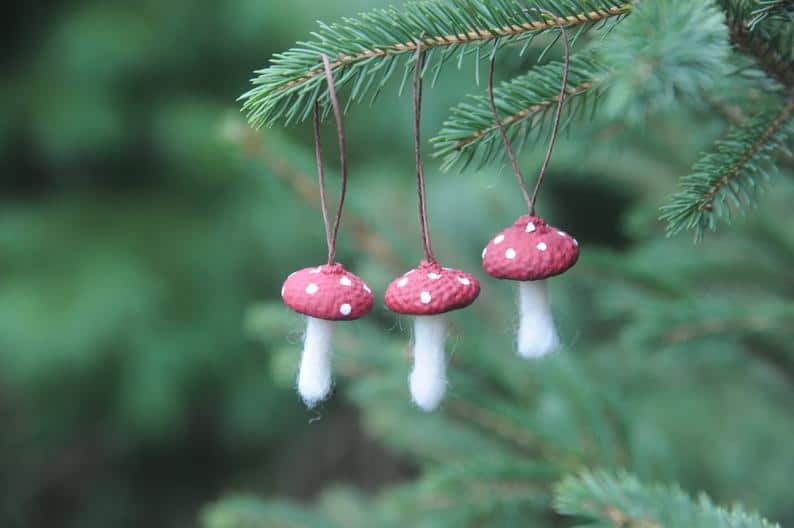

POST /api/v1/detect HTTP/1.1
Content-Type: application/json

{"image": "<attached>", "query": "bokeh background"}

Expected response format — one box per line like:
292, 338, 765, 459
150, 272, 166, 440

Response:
2, 1, 793, 527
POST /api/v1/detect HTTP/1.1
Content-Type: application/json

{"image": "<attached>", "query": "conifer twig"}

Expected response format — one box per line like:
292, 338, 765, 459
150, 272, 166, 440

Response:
456, 83, 593, 150
719, 0, 794, 90
555, 471, 782, 527
241, 0, 632, 127
661, 102, 793, 240
697, 103, 793, 212
729, 23, 794, 90
433, 54, 603, 169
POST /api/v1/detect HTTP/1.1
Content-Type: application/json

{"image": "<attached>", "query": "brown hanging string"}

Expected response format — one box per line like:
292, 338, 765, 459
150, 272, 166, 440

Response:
530, 10, 570, 214
413, 43, 436, 262
312, 54, 348, 265
312, 103, 331, 259
487, 40, 533, 213
488, 10, 570, 216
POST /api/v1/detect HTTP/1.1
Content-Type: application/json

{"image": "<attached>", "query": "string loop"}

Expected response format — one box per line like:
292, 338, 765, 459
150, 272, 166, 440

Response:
488, 10, 571, 216
313, 54, 348, 265
413, 43, 436, 262
487, 39, 533, 213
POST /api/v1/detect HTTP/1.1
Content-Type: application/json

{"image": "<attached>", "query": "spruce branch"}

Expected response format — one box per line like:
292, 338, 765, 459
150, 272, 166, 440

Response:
240, 0, 632, 127
748, 0, 794, 30
660, 102, 794, 241
555, 471, 782, 528
433, 0, 729, 169
719, 0, 794, 89
599, 0, 731, 121
729, 23, 794, 90
432, 54, 604, 169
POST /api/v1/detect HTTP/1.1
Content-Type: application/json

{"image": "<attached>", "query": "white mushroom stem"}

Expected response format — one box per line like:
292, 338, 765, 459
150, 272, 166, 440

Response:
409, 314, 448, 412
297, 316, 335, 407
517, 280, 560, 358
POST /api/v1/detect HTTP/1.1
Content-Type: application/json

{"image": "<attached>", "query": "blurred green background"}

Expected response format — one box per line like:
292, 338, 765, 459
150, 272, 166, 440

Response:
2, 1, 792, 527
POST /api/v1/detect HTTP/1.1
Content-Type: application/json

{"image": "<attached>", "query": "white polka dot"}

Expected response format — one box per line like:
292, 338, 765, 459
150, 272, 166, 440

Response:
442, 267, 452, 271
482, 247, 487, 258
494, 234, 505, 244
340, 303, 352, 316
457, 277, 471, 286
428, 272, 441, 280
281, 286, 285, 296
310, 267, 321, 274
363, 284, 371, 293
557, 230, 567, 237
306, 283, 319, 294
420, 291, 432, 304
537, 242, 547, 251
340, 276, 352, 286
573, 239, 579, 246
405, 269, 415, 275
398, 278, 408, 287
526, 222, 536, 233
505, 248, 516, 259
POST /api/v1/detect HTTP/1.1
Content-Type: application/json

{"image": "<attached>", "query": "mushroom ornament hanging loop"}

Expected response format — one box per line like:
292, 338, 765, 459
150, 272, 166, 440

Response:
384, 45, 480, 411
484, 15, 578, 359
281, 55, 373, 407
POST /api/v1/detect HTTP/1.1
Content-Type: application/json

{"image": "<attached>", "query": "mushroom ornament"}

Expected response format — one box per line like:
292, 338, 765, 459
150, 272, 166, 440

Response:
481, 17, 578, 358
282, 264, 373, 406
383, 46, 480, 411
385, 261, 479, 411
278, 54, 374, 407
482, 215, 578, 358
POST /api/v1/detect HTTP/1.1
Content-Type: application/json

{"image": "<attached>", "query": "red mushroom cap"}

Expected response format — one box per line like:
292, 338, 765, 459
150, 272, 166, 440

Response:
482, 215, 579, 281
282, 263, 374, 320
385, 260, 480, 315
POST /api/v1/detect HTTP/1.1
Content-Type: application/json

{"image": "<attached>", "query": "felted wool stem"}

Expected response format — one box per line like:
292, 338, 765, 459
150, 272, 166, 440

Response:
297, 316, 335, 407
517, 280, 560, 358
409, 314, 447, 412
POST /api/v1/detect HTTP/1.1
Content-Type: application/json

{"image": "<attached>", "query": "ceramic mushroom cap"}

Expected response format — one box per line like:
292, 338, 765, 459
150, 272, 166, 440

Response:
385, 260, 480, 315
282, 263, 374, 320
482, 215, 579, 281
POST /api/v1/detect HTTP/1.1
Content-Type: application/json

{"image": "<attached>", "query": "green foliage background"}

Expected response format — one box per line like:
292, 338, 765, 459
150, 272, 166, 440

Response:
1, 1, 792, 527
